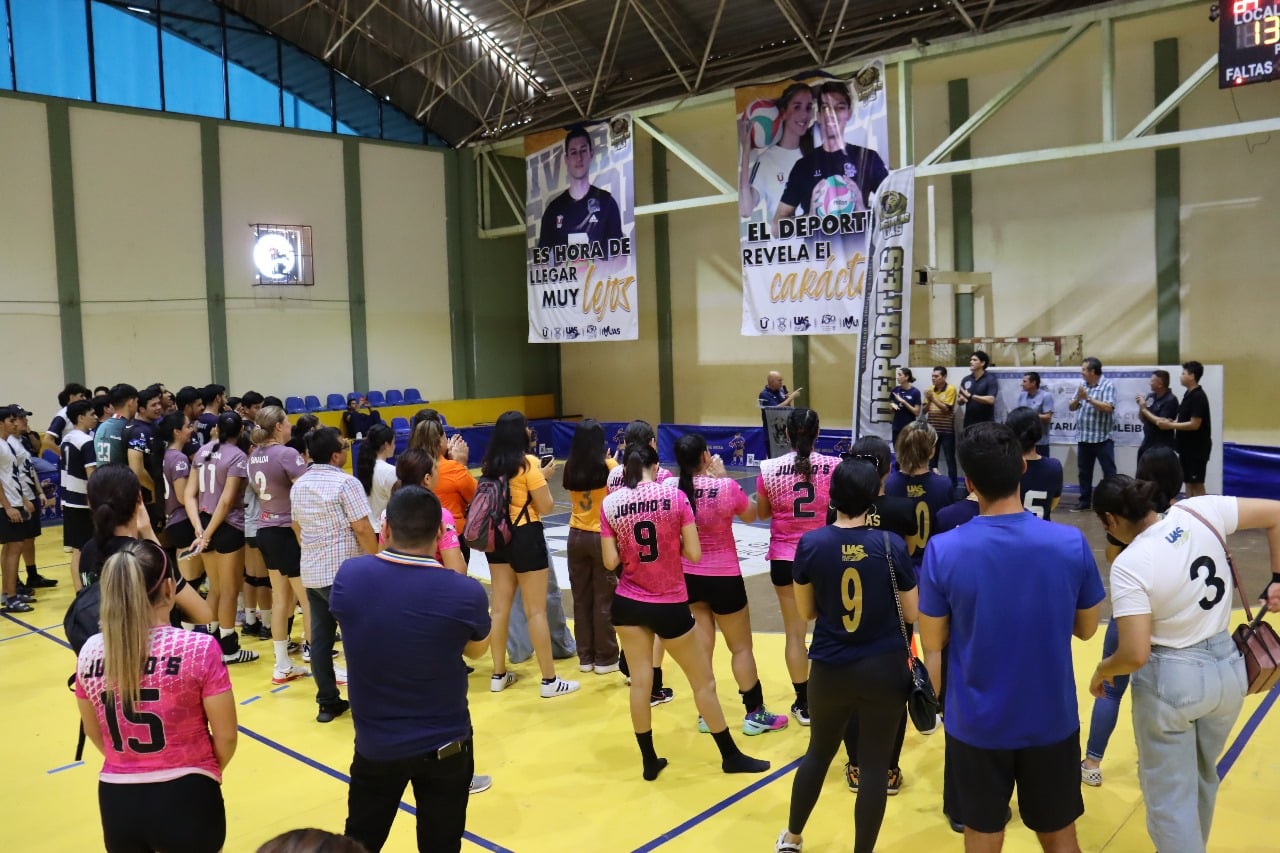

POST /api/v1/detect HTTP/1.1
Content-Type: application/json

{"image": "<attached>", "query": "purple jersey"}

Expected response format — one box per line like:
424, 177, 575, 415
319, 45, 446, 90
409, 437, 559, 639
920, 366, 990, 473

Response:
607, 463, 672, 494
682, 476, 749, 578
601, 481, 694, 604
757, 451, 839, 561
247, 444, 308, 527
162, 449, 191, 528
193, 441, 248, 530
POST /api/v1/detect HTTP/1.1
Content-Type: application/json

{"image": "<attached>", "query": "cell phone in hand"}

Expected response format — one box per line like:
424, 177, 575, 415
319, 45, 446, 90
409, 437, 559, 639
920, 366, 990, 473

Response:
540, 454, 555, 466
177, 545, 201, 561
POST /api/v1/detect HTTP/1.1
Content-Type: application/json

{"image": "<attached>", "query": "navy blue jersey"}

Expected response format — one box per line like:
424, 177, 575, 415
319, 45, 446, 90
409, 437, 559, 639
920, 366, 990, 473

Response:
1020, 456, 1064, 521
936, 499, 979, 533
885, 470, 955, 566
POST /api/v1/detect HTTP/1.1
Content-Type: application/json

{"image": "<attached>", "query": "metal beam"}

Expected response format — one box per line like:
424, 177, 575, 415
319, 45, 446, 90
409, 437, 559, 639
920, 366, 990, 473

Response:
825, 0, 850, 64
588, 0, 626, 115
771, 0, 823, 65
1125, 53, 1217, 139
629, 0, 692, 92
693, 0, 727, 91
529, 0, 593, 20
950, 0, 979, 32
634, 116, 734, 195
919, 21, 1089, 167
478, 149, 526, 224
1101, 16, 1115, 141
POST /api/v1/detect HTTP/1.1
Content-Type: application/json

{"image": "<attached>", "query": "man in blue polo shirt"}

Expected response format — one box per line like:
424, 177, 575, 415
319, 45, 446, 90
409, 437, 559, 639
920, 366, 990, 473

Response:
758, 371, 801, 408
331, 486, 490, 853
919, 422, 1103, 848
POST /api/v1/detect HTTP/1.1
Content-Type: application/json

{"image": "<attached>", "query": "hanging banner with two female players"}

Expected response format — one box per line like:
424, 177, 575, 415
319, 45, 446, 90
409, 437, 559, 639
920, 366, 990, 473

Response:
525, 116, 638, 343
736, 61, 890, 336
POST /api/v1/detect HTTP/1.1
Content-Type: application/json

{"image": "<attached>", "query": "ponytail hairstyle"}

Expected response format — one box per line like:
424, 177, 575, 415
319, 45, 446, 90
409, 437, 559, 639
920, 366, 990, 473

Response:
251, 406, 289, 447
787, 407, 820, 481
156, 412, 187, 449
99, 540, 171, 712
203, 411, 244, 464
674, 433, 707, 517
408, 418, 447, 459
562, 419, 609, 493
829, 457, 882, 518
356, 423, 396, 495
895, 420, 937, 473
622, 443, 659, 489
622, 419, 656, 452
1134, 447, 1183, 514
87, 465, 142, 555
1004, 406, 1043, 453
393, 448, 436, 494
1092, 474, 1162, 524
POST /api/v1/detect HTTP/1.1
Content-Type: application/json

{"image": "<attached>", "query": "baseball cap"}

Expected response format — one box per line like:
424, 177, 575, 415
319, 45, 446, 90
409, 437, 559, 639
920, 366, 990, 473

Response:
7, 404, 31, 417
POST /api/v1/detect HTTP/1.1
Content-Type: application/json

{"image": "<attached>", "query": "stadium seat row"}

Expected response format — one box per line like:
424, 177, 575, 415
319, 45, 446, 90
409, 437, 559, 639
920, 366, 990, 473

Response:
283, 388, 426, 414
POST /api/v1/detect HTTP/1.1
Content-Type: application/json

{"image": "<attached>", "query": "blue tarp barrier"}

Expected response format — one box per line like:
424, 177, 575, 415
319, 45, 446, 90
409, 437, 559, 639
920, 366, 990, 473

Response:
657, 424, 767, 468
1223, 443, 1280, 498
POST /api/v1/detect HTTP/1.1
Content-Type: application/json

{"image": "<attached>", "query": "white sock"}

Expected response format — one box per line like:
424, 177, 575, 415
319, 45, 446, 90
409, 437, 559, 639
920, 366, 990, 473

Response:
260, 608, 272, 630
219, 626, 235, 639
274, 640, 290, 671
180, 621, 194, 631
244, 609, 258, 626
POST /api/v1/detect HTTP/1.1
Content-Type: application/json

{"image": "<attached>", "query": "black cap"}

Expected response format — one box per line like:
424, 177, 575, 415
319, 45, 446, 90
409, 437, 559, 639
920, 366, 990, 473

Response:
7, 404, 32, 417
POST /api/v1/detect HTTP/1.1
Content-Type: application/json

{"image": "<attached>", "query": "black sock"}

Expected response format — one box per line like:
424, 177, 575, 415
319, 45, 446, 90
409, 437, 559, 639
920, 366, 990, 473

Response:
25, 564, 37, 580
793, 681, 808, 708
635, 731, 668, 781
741, 680, 764, 713
711, 728, 770, 774
619, 649, 629, 678
542, 676, 557, 685
652, 667, 664, 694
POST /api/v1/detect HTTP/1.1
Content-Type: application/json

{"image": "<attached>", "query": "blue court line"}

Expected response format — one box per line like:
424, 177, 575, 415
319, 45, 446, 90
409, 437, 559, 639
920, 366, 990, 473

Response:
1218, 679, 1280, 779
240, 696, 261, 706
270, 684, 290, 693
0, 612, 72, 650
631, 757, 802, 853
0, 621, 65, 643
47, 760, 84, 774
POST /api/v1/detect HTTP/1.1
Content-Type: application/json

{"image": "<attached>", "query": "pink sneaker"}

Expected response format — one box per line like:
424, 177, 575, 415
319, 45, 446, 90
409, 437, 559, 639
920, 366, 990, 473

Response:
744, 708, 789, 735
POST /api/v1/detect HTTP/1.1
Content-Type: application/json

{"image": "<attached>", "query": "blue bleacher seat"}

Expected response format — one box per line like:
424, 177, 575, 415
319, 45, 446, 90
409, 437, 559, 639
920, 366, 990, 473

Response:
403, 387, 425, 405
304, 395, 323, 412
326, 393, 346, 411
285, 396, 306, 414
385, 389, 404, 406
391, 417, 410, 433
366, 390, 385, 407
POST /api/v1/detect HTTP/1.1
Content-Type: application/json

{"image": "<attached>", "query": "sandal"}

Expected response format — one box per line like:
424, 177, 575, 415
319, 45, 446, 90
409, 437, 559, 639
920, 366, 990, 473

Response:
775, 830, 802, 853
1080, 761, 1103, 787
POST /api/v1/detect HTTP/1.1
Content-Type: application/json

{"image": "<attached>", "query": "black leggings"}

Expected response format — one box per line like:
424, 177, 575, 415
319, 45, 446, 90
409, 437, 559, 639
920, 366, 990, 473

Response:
788, 651, 910, 853
844, 703, 907, 771
99, 773, 225, 853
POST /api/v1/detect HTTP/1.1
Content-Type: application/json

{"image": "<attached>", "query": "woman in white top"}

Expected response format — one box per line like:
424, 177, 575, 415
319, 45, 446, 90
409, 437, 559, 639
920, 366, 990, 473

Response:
355, 423, 397, 533
737, 83, 815, 223
1089, 477, 1280, 853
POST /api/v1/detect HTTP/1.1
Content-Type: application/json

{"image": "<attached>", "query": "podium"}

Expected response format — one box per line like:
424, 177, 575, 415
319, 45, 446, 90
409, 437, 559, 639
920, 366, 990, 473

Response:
761, 407, 792, 459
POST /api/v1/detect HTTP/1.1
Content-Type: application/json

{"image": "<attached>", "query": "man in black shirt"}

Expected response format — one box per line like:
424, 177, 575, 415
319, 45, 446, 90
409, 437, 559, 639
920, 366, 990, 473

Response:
957, 351, 998, 430
536, 127, 624, 261
195, 384, 225, 446
1159, 360, 1212, 496
341, 396, 382, 440
1135, 369, 1179, 462
176, 386, 205, 457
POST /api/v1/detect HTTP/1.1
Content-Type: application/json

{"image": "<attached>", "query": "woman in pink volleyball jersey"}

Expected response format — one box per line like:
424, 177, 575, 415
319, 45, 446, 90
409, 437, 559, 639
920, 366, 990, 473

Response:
755, 407, 840, 725
76, 540, 237, 852
674, 433, 788, 737
602, 443, 769, 782
248, 407, 313, 684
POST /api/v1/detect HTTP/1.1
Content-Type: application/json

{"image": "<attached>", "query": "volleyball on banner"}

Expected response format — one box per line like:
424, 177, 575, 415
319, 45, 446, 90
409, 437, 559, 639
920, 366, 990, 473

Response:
737, 61, 890, 336
525, 116, 638, 343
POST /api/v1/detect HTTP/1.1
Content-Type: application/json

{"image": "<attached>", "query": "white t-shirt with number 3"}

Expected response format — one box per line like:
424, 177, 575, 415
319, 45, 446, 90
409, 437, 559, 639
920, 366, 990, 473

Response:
1109, 495, 1239, 648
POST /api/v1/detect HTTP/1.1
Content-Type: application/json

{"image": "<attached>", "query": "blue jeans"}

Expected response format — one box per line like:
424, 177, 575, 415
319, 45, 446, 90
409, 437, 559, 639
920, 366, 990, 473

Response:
1131, 632, 1245, 853
1076, 439, 1116, 505
1085, 619, 1130, 761
930, 431, 958, 485
507, 567, 576, 663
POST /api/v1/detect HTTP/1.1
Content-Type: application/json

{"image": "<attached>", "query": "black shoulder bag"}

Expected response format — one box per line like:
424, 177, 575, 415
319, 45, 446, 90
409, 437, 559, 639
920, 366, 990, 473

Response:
884, 531, 940, 734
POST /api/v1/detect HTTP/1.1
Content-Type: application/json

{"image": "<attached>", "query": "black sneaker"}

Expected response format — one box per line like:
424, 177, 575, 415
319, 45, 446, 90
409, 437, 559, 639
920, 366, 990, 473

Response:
25, 573, 57, 588
256, 622, 273, 640
240, 621, 260, 638
317, 699, 350, 723
1070, 502, 1091, 513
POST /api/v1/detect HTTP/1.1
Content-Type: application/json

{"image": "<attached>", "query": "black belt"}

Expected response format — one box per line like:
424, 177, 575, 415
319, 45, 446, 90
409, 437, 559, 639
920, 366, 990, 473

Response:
430, 737, 470, 760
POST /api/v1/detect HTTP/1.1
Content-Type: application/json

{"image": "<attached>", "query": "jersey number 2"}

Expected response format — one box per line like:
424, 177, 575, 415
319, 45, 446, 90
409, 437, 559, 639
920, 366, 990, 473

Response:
792, 482, 816, 518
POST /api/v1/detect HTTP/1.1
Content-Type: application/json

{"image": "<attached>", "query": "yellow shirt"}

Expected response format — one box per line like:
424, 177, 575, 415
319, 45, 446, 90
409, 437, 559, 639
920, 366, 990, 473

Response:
508, 455, 547, 525
569, 458, 618, 533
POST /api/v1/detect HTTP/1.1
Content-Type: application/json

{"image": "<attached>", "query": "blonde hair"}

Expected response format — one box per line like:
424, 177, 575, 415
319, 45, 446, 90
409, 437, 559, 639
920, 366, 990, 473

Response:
252, 405, 289, 446
408, 419, 446, 458
99, 542, 170, 713
895, 421, 938, 473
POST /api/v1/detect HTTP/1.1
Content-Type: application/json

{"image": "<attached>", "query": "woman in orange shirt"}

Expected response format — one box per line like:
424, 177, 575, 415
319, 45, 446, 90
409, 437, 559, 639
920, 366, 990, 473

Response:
410, 418, 477, 560
562, 419, 619, 674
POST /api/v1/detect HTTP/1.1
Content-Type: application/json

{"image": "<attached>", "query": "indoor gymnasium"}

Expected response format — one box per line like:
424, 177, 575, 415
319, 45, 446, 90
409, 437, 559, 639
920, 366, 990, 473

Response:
2, 1, 1279, 852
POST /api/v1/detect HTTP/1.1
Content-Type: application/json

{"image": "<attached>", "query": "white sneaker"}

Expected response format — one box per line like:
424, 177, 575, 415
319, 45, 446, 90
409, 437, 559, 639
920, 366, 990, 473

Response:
469, 774, 493, 794
594, 662, 621, 675
490, 672, 517, 693
272, 665, 310, 685
334, 666, 348, 686
540, 676, 580, 698
775, 830, 803, 853
579, 663, 594, 673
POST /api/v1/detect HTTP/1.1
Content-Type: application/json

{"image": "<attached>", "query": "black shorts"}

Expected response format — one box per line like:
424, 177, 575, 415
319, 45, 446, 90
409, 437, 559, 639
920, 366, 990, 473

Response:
256, 526, 301, 577
163, 517, 198, 550
946, 730, 1083, 834
0, 508, 31, 544
684, 573, 748, 615
63, 506, 93, 550
23, 508, 41, 539
244, 535, 258, 549
611, 594, 695, 640
770, 559, 794, 587
1179, 445, 1211, 485
198, 513, 245, 555
485, 520, 549, 573
99, 773, 225, 853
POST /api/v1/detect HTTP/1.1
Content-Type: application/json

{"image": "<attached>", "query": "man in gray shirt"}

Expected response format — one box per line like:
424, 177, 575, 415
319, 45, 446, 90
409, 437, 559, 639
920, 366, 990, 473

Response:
1016, 372, 1055, 458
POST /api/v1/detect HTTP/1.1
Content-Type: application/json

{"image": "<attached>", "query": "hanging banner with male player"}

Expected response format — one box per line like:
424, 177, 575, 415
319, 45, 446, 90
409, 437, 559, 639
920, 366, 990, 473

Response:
526, 116, 637, 343
737, 61, 890, 336
853, 167, 915, 441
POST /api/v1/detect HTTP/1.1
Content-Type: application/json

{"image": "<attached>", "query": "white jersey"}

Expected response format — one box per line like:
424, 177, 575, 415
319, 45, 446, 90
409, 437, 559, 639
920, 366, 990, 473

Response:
748, 144, 803, 223
1110, 496, 1240, 648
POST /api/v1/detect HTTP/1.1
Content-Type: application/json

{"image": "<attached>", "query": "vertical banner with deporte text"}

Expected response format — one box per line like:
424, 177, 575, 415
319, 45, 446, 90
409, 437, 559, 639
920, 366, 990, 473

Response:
853, 167, 915, 441
525, 116, 637, 343
737, 62, 890, 336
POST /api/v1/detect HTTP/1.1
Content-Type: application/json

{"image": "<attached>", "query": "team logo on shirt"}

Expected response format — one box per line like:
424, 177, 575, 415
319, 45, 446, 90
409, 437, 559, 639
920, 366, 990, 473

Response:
843, 162, 858, 179
842, 544, 868, 562
1165, 526, 1186, 545
556, 215, 563, 229
906, 485, 925, 498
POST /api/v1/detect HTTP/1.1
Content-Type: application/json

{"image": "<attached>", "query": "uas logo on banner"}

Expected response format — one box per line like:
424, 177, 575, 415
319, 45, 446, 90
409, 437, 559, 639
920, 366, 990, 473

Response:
525, 116, 638, 343
736, 61, 890, 337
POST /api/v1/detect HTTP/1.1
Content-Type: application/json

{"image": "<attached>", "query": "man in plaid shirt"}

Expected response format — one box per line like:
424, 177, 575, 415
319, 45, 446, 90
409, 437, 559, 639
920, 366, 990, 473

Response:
292, 427, 379, 723
1068, 357, 1117, 512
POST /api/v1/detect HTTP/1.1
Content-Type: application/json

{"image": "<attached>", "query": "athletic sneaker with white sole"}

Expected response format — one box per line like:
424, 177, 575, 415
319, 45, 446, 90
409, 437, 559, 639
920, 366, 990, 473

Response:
469, 775, 493, 794
775, 830, 803, 853
540, 676, 580, 698
272, 665, 310, 685
743, 708, 789, 735
490, 672, 517, 692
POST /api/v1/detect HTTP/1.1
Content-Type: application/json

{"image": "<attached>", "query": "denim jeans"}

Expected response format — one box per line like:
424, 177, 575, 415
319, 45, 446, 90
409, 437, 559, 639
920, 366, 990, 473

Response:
1085, 618, 1130, 761
1131, 632, 1246, 853
507, 565, 576, 663
306, 585, 341, 707
345, 741, 473, 853
1076, 439, 1116, 505
930, 431, 958, 485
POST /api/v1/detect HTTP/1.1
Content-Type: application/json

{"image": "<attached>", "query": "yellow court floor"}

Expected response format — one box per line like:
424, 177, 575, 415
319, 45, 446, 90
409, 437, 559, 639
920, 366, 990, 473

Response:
4, 537, 1280, 852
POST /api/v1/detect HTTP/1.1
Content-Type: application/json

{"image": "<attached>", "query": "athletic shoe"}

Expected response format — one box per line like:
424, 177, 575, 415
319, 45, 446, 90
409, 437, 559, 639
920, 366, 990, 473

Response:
578, 662, 595, 673
469, 775, 493, 795
844, 764, 859, 792
775, 830, 803, 853
743, 708, 789, 736
697, 716, 711, 734
10, 591, 36, 604
316, 699, 349, 723
223, 648, 259, 664
1, 598, 33, 613
334, 666, 348, 686
271, 665, 310, 685
650, 687, 674, 706
25, 573, 57, 588
594, 661, 621, 675
887, 767, 903, 795
287, 641, 301, 654
240, 621, 260, 638
1070, 502, 1092, 513
300, 642, 339, 663
490, 672, 517, 693
540, 676, 580, 698
256, 622, 272, 641
790, 703, 811, 726
15, 581, 33, 598
1081, 760, 1103, 787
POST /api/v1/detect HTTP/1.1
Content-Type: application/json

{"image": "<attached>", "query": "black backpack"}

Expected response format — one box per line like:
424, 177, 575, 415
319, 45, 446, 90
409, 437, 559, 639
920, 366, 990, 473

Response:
63, 583, 102, 656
